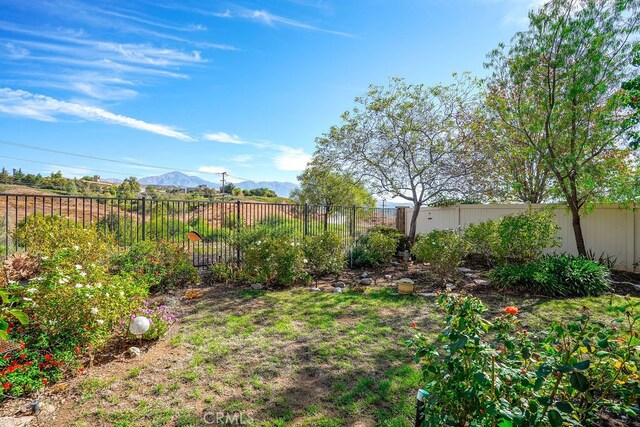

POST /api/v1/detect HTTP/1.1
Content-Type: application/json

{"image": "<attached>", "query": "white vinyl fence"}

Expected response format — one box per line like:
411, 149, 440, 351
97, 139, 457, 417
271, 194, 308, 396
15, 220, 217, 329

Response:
404, 204, 639, 272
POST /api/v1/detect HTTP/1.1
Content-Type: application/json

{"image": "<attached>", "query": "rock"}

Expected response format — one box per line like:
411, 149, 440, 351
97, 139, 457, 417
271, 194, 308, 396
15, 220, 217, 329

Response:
402, 250, 411, 261
183, 289, 204, 299
417, 292, 438, 297
310, 287, 321, 292
359, 272, 369, 279
398, 278, 414, 285
474, 279, 490, 286
634, 284, 640, 292
464, 273, 479, 279
384, 275, 392, 280
457, 267, 473, 273
251, 283, 263, 290
359, 278, 373, 286
390, 261, 400, 266
30, 400, 42, 414
128, 347, 141, 358
0, 417, 34, 427
333, 287, 343, 293
446, 285, 457, 291
333, 281, 345, 288
49, 382, 69, 394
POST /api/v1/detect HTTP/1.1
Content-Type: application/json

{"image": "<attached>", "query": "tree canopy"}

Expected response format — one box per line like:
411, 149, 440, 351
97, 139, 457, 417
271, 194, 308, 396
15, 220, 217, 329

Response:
290, 164, 375, 208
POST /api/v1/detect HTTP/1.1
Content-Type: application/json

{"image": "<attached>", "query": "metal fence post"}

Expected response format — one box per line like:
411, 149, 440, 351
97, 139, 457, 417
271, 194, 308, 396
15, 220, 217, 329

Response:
141, 196, 146, 241
303, 203, 309, 236
351, 206, 356, 237
236, 200, 241, 263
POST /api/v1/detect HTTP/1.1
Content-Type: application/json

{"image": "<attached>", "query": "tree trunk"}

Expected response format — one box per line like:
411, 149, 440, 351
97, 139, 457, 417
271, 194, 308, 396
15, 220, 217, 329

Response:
569, 203, 587, 256
408, 203, 421, 242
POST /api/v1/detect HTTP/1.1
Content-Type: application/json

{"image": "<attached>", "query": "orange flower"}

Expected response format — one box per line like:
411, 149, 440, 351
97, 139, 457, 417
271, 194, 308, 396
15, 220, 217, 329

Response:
505, 306, 519, 315
42, 378, 48, 385
411, 322, 417, 328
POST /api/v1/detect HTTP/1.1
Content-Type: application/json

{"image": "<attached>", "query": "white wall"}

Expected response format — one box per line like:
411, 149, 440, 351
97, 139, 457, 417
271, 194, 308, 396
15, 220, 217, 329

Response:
405, 204, 639, 272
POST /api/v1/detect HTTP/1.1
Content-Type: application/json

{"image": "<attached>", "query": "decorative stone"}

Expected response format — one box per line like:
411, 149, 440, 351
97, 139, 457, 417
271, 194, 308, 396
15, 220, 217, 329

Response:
128, 347, 141, 358
310, 287, 321, 292
634, 284, 640, 292
474, 279, 490, 286
333, 287, 343, 293
129, 316, 150, 336
397, 278, 414, 285
0, 416, 34, 427
402, 250, 411, 262
384, 275, 392, 280
417, 292, 438, 297
359, 278, 373, 286
251, 283, 263, 290
464, 273, 479, 279
446, 285, 457, 291
359, 272, 369, 279
457, 267, 472, 273
333, 281, 345, 288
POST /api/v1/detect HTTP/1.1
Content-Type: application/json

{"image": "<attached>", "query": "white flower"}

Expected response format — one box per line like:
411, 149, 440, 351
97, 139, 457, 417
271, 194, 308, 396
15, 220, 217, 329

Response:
75, 264, 83, 270
73, 245, 79, 251
8, 280, 17, 285
303, 258, 308, 264
22, 297, 33, 302
41, 256, 49, 260
27, 288, 37, 293
75, 283, 83, 288
119, 291, 125, 297
87, 294, 93, 299
256, 240, 262, 245
96, 319, 104, 325
79, 272, 87, 277
105, 293, 110, 297
58, 277, 69, 284
96, 283, 103, 288
90, 307, 98, 315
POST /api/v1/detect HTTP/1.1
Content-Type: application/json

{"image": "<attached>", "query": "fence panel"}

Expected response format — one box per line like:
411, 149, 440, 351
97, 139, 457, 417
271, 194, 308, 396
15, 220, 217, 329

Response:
406, 203, 638, 272
0, 194, 397, 268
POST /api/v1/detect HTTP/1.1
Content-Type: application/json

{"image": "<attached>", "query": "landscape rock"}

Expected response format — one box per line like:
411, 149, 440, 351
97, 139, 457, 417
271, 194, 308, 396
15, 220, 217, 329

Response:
251, 283, 263, 290
128, 347, 141, 358
464, 273, 479, 279
359, 272, 369, 279
384, 275, 392, 280
310, 287, 321, 292
634, 284, 640, 292
446, 285, 457, 291
474, 279, 490, 286
359, 278, 373, 286
333, 287, 343, 293
333, 281, 345, 288
457, 267, 473, 273
0, 416, 33, 427
417, 292, 438, 297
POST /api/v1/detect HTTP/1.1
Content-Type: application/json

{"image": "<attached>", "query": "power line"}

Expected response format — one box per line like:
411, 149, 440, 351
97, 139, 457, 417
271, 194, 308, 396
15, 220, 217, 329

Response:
0, 155, 137, 177
0, 139, 255, 182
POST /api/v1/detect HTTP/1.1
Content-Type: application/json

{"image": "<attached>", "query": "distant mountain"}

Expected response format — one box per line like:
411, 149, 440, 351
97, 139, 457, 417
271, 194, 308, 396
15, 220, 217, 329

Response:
137, 171, 298, 197
139, 171, 215, 188
235, 181, 298, 197
100, 177, 122, 184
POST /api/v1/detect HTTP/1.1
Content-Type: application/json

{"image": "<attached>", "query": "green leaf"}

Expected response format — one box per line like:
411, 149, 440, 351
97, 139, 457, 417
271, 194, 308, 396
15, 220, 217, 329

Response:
570, 372, 589, 393
556, 364, 573, 373
522, 347, 531, 359
8, 309, 29, 325
572, 360, 590, 370
450, 335, 468, 352
556, 401, 573, 413
0, 330, 7, 340
547, 409, 563, 427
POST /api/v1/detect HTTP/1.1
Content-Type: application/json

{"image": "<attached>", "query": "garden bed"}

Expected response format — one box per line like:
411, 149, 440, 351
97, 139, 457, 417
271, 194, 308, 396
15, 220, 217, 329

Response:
3, 273, 638, 427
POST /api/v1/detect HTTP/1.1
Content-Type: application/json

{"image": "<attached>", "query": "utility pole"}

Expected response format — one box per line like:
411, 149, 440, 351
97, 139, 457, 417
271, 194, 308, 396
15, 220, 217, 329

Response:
220, 172, 228, 200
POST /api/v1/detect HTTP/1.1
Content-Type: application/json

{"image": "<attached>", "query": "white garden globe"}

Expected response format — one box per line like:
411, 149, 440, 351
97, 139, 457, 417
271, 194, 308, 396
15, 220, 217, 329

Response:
129, 316, 150, 336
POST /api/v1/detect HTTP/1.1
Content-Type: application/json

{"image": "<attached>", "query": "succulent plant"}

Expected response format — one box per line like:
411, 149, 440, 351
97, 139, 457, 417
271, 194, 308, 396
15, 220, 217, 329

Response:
3, 252, 40, 281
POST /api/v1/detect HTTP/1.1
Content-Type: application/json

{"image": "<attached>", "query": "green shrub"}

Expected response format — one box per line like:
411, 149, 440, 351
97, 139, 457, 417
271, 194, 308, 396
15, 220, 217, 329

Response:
409, 293, 640, 426
302, 230, 345, 281
14, 215, 114, 268
412, 229, 470, 277
203, 263, 238, 284
237, 226, 307, 286
110, 241, 199, 293
350, 229, 397, 267
465, 211, 560, 265
490, 254, 611, 296
367, 225, 411, 252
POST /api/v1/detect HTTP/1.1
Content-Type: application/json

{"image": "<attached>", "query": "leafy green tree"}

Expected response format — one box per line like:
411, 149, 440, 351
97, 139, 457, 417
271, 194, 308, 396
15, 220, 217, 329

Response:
220, 183, 236, 194
0, 168, 10, 184
485, 0, 640, 255
291, 164, 375, 208
314, 75, 486, 240
117, 177, 141, 199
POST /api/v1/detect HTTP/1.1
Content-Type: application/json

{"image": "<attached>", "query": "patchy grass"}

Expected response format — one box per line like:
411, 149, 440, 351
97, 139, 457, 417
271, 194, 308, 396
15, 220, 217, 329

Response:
45, 286, 640, 427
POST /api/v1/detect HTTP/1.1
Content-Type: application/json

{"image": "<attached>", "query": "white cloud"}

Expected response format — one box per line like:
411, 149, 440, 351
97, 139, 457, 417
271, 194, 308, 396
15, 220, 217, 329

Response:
230, 154, 253, 166
236, 8, 354, 37
202, 132, 248, 144
0, 88, 194, 141
501, 0, 547, 26
273, 146, 311, 171
198, 165, 227, 174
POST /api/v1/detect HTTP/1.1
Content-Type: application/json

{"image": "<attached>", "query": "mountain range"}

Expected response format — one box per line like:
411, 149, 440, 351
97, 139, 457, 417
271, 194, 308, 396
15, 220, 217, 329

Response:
137, 171, 298, 197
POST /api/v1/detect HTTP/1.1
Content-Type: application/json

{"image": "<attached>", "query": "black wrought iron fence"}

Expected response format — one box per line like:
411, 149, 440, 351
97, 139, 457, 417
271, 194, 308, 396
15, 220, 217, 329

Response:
0, 194, 398, 267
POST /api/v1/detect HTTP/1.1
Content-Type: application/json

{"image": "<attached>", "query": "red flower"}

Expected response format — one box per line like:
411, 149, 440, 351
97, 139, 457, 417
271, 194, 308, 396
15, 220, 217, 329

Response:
505, 306, 519, 315
19, 342, 25, 350
44, 354, 52, 361
19, 354, 26, 359
411, 322, 417, 328
42, 378, 48, 385
3, 382, 10, 391
75, 347, 81, 355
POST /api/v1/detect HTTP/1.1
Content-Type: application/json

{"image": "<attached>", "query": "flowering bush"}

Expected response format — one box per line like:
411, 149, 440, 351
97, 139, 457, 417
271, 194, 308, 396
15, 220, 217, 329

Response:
237, 225, 307, 286
350, 229, 397, 267
110, 240, 198, 293
125, 301, 176, 340
302, 230, 345, 282
412, 229, 470, 277
409, 293, 640, 426
13, 215, 114, 268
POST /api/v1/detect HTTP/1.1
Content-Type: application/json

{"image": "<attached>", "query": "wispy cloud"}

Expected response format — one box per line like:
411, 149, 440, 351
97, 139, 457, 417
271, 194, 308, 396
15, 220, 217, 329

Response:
0, 88, 194, 141
272, 145, 311, 171
198, 165, 227, 174
238, 8, 353, 38
202, 132, 248, 145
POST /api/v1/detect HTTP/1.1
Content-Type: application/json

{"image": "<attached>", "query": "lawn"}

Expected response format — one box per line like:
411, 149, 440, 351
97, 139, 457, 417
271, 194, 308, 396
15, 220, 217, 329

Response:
40, 284, 639, 427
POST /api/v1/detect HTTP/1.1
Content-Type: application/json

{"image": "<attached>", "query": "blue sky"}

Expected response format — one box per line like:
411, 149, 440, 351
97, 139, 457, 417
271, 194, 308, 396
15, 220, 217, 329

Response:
0, 0, 539, 185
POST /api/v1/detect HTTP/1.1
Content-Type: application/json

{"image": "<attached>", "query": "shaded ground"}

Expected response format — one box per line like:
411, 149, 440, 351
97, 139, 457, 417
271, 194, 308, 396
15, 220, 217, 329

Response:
6, 270, 636, 427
